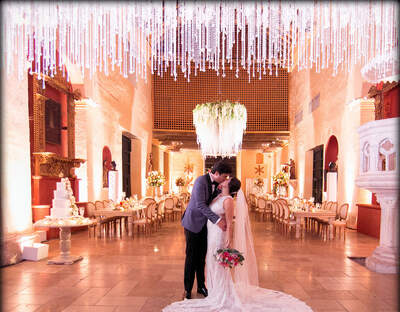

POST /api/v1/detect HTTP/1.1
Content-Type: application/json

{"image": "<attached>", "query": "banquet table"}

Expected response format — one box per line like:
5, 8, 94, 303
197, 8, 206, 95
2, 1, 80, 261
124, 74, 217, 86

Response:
291, 209, 336, 239
93, 205, 146, 238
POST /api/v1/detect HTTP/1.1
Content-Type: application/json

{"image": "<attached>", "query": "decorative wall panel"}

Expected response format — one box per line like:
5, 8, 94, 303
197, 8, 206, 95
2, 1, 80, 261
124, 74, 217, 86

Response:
154, 66, 288, 132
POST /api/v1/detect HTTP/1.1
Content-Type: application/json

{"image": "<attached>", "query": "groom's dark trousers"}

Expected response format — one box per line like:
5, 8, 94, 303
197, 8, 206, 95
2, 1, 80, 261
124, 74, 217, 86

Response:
184, 225, 207, 292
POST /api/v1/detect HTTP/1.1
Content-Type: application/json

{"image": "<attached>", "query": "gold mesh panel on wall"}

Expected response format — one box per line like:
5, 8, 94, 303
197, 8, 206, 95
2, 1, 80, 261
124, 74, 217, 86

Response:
153, 65, 288, 132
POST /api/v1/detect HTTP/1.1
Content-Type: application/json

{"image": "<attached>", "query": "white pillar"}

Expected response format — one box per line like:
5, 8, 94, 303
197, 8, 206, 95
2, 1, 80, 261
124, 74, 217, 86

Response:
356, 117, 399, 274
366, 192, 399, 273
326, 172, 338, 202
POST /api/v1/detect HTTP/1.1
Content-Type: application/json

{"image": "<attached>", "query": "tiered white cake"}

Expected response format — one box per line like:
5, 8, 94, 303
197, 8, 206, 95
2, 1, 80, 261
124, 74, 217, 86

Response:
50, 178, 74, 218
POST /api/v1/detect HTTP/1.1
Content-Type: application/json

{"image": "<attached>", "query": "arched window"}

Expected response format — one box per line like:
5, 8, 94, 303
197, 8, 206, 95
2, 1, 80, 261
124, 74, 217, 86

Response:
378, 139, 395, 171
362, 142, 370, 172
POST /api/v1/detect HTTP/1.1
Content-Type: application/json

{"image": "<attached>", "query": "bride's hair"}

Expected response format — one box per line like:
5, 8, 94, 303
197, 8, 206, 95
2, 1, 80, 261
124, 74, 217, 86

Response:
229, 177, 241, 198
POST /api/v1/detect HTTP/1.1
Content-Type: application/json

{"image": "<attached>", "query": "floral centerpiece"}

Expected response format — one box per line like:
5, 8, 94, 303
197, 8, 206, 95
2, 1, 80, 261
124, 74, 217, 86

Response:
175, 177, 185, 187
117, 199, 130, 210
147, 171, 165, 187
214, 248, 245, 269
193, 100, 247, 157
147, 171, 165, 197
272, 171, 289, 196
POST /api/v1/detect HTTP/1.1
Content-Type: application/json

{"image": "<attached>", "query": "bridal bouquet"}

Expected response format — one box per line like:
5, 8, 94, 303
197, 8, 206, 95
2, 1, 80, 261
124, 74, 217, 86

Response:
214, 248, 245, 269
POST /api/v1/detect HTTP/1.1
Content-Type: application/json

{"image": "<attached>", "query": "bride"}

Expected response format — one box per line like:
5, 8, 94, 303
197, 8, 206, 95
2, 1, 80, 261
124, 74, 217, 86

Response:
163, 177, 312, 312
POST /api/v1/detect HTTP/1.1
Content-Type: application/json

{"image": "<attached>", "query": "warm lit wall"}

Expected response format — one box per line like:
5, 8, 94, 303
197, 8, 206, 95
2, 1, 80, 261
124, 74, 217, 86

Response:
74, 63, 153, 201
1, 65, 41, 265
2, 71, 33, 234
169, 150, 204, 193
289, 65, 374, 227
241, 150, 269, 194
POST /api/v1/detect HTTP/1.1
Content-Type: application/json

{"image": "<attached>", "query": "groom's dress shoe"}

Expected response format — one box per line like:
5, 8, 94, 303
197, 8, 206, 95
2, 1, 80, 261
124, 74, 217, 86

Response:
183, 291, 191, 299
197, 287, 208, 297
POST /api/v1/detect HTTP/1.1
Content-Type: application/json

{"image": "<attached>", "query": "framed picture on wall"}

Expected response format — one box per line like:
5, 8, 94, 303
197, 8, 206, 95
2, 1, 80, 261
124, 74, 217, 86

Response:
45, 98, 61, 144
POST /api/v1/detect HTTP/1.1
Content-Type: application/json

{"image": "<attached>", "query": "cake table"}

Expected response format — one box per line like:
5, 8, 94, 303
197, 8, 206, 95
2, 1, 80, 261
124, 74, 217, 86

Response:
34, 216, 93, 265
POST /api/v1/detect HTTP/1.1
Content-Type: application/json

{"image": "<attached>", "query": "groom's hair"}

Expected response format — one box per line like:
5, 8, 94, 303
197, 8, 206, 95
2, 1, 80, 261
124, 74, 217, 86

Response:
228, 177, 241, 198
211, 160, 232, 175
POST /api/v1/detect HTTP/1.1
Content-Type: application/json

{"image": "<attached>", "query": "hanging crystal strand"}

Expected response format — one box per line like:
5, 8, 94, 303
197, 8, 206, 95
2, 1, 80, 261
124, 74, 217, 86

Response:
235, 4, 239, 78
228, 3, 233, 71
255, 3, 261, 79
187, 13, 192, 82
240, 3, 245, 70
181, 3, 186, 75
173, 5, 177, 81
221, 3, 226, 78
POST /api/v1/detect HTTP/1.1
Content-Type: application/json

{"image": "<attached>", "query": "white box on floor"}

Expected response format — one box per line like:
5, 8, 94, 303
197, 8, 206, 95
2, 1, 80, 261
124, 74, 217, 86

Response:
22, 243, 49, 261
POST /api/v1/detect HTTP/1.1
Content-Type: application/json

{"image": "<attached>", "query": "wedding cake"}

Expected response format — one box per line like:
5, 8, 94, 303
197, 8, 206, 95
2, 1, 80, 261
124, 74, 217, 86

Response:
50, 178, 76, 218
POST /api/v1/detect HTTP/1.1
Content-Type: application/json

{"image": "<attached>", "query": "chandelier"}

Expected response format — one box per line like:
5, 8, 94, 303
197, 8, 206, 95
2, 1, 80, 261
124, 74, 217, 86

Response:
193, 101, 247, 157
2, 1, 398, 85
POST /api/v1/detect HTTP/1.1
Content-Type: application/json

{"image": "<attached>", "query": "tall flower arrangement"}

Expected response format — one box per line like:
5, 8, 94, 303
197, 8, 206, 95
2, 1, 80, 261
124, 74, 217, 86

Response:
146, 171, 165, 187
193, 100, 247, 157
272, 171, 289, 195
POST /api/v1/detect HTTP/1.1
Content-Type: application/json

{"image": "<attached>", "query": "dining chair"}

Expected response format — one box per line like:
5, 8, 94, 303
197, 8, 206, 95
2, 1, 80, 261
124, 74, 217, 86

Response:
283, 205, 296, 235
156, 200, 165, 228
95, 200, 105, 210
141, 197, 156, 206
164, 197, 175, 221
87, 201, 111, 237
265, 200, 273, 221
256, 197, 266, 221
148, 202, 158, 233
172, 195, 183, 219
133, 206, 149, 235
332, 203, 349, 239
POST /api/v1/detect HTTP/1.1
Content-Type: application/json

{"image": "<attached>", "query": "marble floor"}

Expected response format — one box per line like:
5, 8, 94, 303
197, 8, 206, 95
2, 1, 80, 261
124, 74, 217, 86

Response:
1, 218, 398, 312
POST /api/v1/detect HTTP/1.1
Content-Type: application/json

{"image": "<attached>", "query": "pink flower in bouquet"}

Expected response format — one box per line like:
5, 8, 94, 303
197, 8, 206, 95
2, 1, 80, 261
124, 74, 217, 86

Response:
214, 248, 245, 269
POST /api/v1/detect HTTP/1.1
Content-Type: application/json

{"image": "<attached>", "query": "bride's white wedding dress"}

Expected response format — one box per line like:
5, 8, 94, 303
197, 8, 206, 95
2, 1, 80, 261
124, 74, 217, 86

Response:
163, 192, 313, 312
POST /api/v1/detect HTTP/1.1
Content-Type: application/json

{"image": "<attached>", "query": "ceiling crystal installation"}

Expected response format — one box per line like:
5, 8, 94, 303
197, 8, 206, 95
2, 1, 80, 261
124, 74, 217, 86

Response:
3, 1, 398, 85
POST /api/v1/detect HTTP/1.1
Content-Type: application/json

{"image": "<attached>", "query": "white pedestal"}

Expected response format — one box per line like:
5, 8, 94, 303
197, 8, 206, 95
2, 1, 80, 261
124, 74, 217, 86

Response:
108, 170, 119, 202
355, 117, 399, 274
327, 172, 337, 202
48, 227, 83, 265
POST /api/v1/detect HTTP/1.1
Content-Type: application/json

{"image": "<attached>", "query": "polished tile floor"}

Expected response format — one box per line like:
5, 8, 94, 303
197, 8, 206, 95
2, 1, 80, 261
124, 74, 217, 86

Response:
2, 218, 398, 312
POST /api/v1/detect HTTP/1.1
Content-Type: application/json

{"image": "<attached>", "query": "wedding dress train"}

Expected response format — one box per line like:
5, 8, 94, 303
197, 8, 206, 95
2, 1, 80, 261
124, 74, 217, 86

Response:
163, 192, 313, 312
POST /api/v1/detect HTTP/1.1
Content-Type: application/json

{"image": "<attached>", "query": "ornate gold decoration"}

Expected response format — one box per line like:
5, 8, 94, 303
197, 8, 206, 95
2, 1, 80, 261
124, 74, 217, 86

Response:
254, 165, 264, 176
31, 71, 78, 158
184, 163, 194, 174
32, 152, 85, 178
67, 96, 75, 159
368, 81, 399, 120
33, 93, 46, 152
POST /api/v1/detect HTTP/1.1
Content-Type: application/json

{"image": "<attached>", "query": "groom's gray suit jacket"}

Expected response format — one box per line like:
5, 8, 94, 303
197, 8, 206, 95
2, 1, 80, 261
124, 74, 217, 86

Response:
181, 174, 220, 233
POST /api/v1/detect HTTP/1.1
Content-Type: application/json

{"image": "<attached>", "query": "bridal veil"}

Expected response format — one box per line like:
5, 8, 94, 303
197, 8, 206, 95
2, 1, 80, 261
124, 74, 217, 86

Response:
233, 189, 259, 287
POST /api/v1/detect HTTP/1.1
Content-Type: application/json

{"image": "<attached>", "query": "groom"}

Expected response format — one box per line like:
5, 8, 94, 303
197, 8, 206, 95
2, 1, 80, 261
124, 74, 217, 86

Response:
181, 160, 232, 299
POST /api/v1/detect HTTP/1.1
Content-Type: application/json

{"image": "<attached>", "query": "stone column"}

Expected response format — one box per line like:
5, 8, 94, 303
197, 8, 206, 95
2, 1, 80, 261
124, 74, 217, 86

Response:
366, 193, 399, 273
356, 117, 399, 274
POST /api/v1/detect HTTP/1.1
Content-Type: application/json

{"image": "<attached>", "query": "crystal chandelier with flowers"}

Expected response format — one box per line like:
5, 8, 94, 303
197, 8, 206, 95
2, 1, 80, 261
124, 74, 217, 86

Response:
193, 101, 247, 157
2, 1, 398, 85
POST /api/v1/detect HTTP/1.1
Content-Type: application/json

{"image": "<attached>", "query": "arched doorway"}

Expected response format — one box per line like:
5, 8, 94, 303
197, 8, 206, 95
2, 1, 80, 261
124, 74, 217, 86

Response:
324, 135, 339, 191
